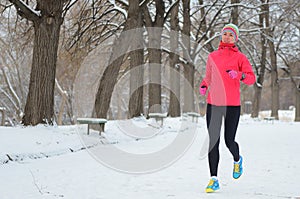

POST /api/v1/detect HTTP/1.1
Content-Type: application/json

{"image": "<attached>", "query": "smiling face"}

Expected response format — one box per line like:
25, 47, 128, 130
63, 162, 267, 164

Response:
221, 31, 235, 44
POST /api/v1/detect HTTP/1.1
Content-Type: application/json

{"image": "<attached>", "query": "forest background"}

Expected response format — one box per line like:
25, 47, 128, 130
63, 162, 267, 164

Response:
0, 0, 299, 126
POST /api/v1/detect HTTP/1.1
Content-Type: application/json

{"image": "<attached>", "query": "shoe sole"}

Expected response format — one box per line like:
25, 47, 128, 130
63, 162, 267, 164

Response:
205, 188, 219, 193
233, 169, 243, 179
233, 175, 241, 179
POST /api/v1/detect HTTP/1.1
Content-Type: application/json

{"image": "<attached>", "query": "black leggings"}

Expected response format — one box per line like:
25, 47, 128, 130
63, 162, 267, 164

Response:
206, 104, 241, 177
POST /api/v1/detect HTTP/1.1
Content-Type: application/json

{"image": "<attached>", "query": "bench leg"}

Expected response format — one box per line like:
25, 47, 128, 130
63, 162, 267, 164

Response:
99, 123, 105, 135
156, 118, 163, 127
155, 118, 161, 126
155, 118, 163, 127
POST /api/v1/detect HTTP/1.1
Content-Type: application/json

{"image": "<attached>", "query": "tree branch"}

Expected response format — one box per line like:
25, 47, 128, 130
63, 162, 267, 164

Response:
63, 0, 80, 19
277, 51, 299, 89
142, 4, 153, 26
115, 0, 128, 7
8, 0, 40, 21
0, 2, 12, 10
164, 0, 179, 22
140, 0, 150, 7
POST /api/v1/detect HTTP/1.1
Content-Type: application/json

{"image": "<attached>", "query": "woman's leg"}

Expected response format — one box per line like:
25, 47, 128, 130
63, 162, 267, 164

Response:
224, 106, 241, 162
206, 104, 224, 176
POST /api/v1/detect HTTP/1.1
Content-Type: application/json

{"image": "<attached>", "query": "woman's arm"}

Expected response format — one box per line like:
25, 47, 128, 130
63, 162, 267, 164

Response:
239, 54, 256, 85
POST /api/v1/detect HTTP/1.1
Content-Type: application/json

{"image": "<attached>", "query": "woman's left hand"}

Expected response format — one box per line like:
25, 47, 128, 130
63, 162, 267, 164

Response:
226, 70, 239, 79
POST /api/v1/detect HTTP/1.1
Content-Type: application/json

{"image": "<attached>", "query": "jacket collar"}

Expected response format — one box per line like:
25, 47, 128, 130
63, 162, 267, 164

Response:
218, 41, 238, 52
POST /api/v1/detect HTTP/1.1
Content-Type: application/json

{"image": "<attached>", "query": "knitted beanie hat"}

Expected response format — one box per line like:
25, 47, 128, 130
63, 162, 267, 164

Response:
221, 23, 239, 42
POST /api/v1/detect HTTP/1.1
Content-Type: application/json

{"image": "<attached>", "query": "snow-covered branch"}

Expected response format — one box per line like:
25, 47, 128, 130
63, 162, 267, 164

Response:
1, 67, 22, 110
108, 0, 127, 19
0, 87, 18, 112
139, 0, 150, 7
8, 0, 40, 21
164, 0, 179, 20
115, 0, 128, 7
104, 6, 127, 19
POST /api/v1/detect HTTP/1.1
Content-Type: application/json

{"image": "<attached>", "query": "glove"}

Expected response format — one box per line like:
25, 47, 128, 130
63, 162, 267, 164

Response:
226, 70, 245, 80
226, 70, 238, 79
199, 86, 207, 96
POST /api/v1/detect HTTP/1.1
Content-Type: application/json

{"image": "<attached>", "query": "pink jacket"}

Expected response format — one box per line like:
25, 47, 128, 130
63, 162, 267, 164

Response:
200, 42, 256, 106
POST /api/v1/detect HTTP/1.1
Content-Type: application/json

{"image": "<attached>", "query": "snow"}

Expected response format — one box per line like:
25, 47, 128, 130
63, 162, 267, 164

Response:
18, 0, 41, 17
256, 82, 263, 88
0, 112, 300, 198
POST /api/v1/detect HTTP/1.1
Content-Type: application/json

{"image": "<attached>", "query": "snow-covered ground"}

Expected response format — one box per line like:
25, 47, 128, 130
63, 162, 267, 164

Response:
0, 111, 300, 199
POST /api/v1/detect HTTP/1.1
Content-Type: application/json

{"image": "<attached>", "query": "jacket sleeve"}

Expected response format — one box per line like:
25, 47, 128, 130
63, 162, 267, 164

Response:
200, 55, 212, 88
239, 54, 256, 85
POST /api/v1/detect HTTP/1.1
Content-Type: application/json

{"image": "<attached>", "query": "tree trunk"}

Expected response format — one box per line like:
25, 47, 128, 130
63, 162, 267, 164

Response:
295, 84, 300, 122
148, 44, 162, 113
168, 0, 180, 117
144, 0, 165, 114
94, 0, 138, 118
230, 0, 239, 25
252, 2, 267, 118
183, 63, 195, 112
182, 0, 194, 113
94, 37, 131, 118
22, 0, 64, 125
269, 32, 279, 119
129, 0, 144, 118
263, 0, 279, 119
252, 85, 262, 117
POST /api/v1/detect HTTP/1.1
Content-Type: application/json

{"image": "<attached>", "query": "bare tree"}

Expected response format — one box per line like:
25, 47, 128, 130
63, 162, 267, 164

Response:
168, 0, 180, 117
60, 0, 124, 86
0, 4, 36, 125
268, 28, 280, 119
94, 0, 149, 118
128, 0, 144, 118
279, 58, 300, 121
266, 0, 299, 119
182, 0, 195, 113
0, 32, 30, 124
57, 0, 125, 123
276, 0, 300, 121
143, 0, 165, 114
3, 0, 297, 124
7, 0, 78, 125
251, 0, 268, 118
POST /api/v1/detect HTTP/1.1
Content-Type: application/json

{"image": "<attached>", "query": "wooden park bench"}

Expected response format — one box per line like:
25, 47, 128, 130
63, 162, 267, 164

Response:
148, 113, 168, 127
263, 116, 275, 124
186, 112, 201, 123
76, 118, 107, 135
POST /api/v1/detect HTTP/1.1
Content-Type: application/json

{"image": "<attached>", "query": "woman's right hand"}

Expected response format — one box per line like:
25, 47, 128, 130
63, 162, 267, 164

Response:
199, 86, 207, 96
